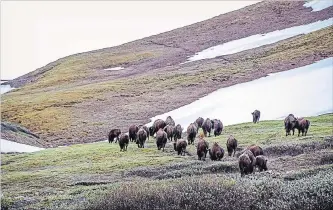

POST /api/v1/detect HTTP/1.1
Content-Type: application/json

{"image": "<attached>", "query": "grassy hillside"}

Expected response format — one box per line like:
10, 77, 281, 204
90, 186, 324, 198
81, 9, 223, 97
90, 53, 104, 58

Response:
1, 114, 332, 209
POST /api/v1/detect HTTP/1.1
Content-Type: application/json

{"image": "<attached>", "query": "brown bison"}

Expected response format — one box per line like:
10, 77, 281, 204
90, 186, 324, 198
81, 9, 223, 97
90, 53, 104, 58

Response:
255, 155, 268, 172
196, 117, 204, 129
209, 142, 224, 161
138, 125, 149, 140
243, 150, 256, 166
187, 123, 197, 145
108, 129, 121, 143
295, 118, 310, 136
156, 128, 168, 151
212, 119, 223, 137
252, 110, 261, 123
226, 135, 238, 157
284, 114, 297, 136
119, 133, 129, 152
149, 119, 167, 137
247, 145, 264, 157
193, 121, 199, 132
173, 124, 183, 141
197, 138, 209, 161
165, 116, 175, 126
173, 139, 187, 156
137, 128, 147, 148
129, 125, 139, 142
239, 153, 254, 176
202, 118, 213, 137
164, 125, 175, 141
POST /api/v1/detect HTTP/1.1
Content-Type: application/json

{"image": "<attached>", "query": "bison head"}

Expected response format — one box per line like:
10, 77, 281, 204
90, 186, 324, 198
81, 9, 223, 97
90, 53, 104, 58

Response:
149, 126, 154, 136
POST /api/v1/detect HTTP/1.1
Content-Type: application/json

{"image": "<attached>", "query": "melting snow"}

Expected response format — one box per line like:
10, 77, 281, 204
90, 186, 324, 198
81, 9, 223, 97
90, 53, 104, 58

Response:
186, 18, 333, 62
1, 139, 45, 153
304, 0, 333, 12
104, 66, 124, 71
147, 58, 333, 129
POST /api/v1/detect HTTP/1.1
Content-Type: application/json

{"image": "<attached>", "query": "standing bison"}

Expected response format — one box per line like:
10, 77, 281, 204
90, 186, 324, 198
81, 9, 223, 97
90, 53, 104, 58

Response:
156, 128, 168, 151
212, 119, 223, 137
173, 139, 187, 156
197, 138, 209, 161
173, 124, 183, 142
196, 117, 204, 129
149, 119, 167, 137
295, 118, 310, 136
164, 125, 175, 141
108, 129, 121, 143
137, 128, 147, 148
129, 125, 139, 142
239, 153, 254, 176
247, 145, 264, 157
226, 135, 238, 157
209, 142, 224, 161
118, 133, 129, 152
187, 123, 197, 145
202, 118, 213, 137
284, 114, 297, 136
138, 125, 149, 140
165, 116, 175, 126
255, 155, 268, 172
252, 110, 261, 123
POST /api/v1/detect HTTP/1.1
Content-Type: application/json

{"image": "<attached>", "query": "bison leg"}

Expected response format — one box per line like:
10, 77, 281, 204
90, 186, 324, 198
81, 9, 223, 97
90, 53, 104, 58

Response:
305, 129, 308, 136
292, 129, 295, 135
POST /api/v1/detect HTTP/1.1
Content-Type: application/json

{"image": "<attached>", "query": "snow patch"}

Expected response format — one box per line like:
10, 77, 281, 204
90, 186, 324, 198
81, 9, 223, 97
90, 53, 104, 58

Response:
304, 0, 333, 12
104, 66, 124, 71
1, 139, 45, 153
1, 84, 14, 94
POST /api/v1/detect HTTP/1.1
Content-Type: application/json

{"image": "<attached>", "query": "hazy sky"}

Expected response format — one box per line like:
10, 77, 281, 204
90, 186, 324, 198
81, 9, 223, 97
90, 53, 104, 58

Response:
1, 1, 259, 80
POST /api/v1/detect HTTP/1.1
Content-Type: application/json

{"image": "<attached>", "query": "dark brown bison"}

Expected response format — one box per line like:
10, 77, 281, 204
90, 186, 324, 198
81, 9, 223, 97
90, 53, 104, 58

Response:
209, 142, 224, 161
164, 125, 174, 141
195, 117, 204, 129
212, 119, 223, 137
243, 150, 256, 166
226, 135, 238, 157
137, 128, 147, 148
197, 138, 209, 161
119, 133, 129, 152
129, 125, 139, 142
108, 129, 121, 143
193, 121, 199, 132
165, 116, 175, 126
247, 145, 264, 157
239, 153, 254, 176
173, 139, 187, 156
149, 119, 167, 137
173, 124, 183, 141
252, 110, 261, 123
156, 128, 167, 151
187, 123, 197, 145
284, 114, 297, 136
202, 118, 213, 137
138, 125, 149, 140
255, 155, 268, 172
295, 118, 310, 136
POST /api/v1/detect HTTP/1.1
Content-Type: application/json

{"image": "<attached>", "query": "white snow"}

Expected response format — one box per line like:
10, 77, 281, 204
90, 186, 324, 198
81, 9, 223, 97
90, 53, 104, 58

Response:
186, 18, 333, 62
1, 84, 14, 94
1, 139, 45, 153
304, 0, 333, 12
104, 66, 124, 71
147, 58, 333, 129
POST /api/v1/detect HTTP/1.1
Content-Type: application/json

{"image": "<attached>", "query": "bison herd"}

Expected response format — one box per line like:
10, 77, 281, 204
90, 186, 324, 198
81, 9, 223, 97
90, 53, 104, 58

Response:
108, 111, 310, 176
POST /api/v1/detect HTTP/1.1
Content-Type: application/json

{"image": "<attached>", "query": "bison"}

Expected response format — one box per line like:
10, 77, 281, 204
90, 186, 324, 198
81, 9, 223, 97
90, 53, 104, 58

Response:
108, 129, 121, 143
252, 110, 261, 123
149, 119, 167, 137
173, 124, 183, 142
195, 117, 204, 129
173, 139, 187, 156
138, 125, 149, 140
284, 114, 297, 136
226, 135, 238, 157
202, 118, 213, 137
247, 145, 264, 157
165, 116, 175, 126
156, 128, 168, 151
129, 125, 139, 142
295, 118, 310, 136
164, 125, 175, 141
137, 128, 147, 148
239, 153, 254, 176
212, 119, 223, 137
197, 138, 209, 161
187, 123, 197, 145
209, 142, 224, 161
255, 155, 268, 172
118, 133, 129, 152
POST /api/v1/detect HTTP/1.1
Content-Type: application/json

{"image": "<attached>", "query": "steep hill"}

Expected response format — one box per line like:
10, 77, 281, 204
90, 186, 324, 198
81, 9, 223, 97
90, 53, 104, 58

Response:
1, 1, 333, 147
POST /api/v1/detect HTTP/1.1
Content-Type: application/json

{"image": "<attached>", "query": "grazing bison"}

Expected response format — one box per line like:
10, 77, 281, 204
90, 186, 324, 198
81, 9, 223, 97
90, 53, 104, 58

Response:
284, 114, 297, 136
247, 145, 264, 157
197, 138, 209, 161
149, 119, 167, 137
295, 118, 310, 136
209, 142, 224, 161
252, 110, 261, 123
202, 118, 213, 137
195, 117, 204, 129
239, 153, 254, 176
118, 133, 129, 152
138, 125, 149, 140
156, 128, 168, 151
173, 124, 183, 141
173, 139, 187, 156
108, 129, 121, 143
164, 125, 175, 141
165, 116, 175, 126
212, 119, 223, 137
226, 135, 238, 157
255, 155, 268, 172
187, 123, 197, 145
137, 128, 147, 148
129, 125, 139, 142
